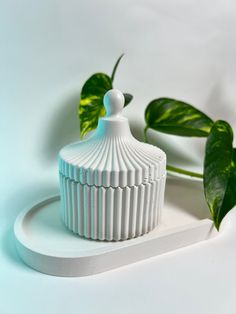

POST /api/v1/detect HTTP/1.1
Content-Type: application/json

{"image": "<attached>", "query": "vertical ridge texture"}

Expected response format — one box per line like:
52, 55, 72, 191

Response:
60, 174, 166, 241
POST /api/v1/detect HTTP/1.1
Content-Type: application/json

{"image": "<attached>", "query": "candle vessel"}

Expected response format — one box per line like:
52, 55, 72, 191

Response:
59, 89, 166, 241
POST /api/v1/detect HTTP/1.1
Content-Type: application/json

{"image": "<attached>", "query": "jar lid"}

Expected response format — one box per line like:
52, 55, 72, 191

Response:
59, 89, 166, 188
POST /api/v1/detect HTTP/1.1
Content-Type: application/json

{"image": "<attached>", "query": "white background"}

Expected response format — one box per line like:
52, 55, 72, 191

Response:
1, 0, 236, 313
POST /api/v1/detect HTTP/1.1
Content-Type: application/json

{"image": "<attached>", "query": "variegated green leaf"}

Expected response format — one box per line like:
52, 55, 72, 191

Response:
220, 148, 236, 224
204, 120, 235, 230
78, 55, 133, 138
145, 98, 214, 137
124, 93, 133, 107
79, 73, 112, 138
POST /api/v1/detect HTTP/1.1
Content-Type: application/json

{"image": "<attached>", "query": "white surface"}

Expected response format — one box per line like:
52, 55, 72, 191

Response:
104, 89, 124, 116
1, 0, 236, 313
14, 195, 216, 277
59, 88, 166, 240
60, 175, 166, 240
59, 88, 166, 188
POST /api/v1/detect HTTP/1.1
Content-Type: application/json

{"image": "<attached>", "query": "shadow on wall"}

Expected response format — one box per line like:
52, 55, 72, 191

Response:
130, 120, 202, 167
165, 176, 210, 220
42, 91, 81, 165
194, 82, 236, 154
204, 82, 236, 125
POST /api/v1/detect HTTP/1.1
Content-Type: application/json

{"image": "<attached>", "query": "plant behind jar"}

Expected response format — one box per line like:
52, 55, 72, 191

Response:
78, 54, 236, 231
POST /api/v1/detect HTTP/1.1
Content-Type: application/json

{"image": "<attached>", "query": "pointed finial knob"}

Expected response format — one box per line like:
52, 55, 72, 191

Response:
104, 89, 125, 117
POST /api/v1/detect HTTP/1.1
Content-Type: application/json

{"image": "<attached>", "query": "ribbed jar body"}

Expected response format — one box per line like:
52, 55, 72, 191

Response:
59, 173, 166, 241
58, 89, 166, 241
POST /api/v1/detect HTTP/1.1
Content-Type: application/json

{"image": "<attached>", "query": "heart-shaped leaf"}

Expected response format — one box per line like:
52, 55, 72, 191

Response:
204, 120, 235, 230
78, 55, 133, 138
145, 98, 214, 137
124, 93, 133, 107
217, 148, 236, 227
79, 73, 112, 138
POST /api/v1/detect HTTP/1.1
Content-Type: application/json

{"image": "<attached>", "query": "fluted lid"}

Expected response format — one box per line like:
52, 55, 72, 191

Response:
59, 89, 166, 188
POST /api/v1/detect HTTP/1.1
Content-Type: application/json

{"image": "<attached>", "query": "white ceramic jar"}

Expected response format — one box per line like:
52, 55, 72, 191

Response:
59, 89, 166, 241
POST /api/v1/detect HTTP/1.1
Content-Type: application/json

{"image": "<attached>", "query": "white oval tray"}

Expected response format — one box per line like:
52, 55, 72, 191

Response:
14, 195, 217, 277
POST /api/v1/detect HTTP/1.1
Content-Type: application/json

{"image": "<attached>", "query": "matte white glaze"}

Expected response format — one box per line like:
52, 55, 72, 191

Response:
60, 174, 166, 240
58, 89, 166, 240
14, 195, 217, 277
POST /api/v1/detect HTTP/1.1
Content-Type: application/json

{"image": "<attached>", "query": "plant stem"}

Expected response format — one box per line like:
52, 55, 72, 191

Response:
144, 126, 203, 179
111, 54, 124, 83
166, 165, 203, 179
144, 126, 149, 143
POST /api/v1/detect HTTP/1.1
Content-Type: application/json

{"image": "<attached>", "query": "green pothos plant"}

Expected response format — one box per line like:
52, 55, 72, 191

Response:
78, 55, 236, 231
